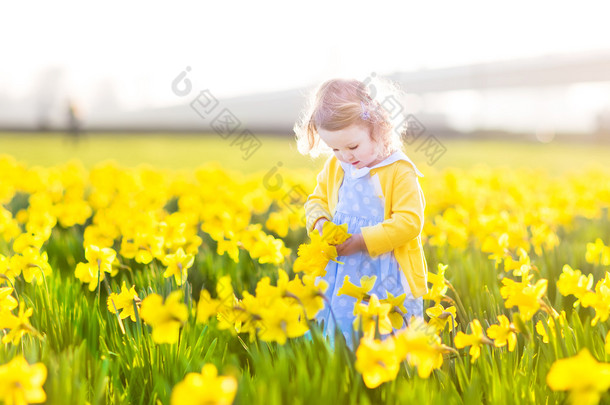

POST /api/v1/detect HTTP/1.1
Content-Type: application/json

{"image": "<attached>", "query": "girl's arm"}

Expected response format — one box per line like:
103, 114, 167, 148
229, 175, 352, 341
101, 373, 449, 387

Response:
360, 162, 425, 257
304, 156, 334, 236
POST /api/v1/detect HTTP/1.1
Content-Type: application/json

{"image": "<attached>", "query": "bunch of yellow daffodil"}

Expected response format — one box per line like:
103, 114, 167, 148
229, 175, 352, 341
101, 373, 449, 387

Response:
196, 270, 328, 345
356, 317, 453, 387
293, 221, 350, 279
0, 232, 52, 285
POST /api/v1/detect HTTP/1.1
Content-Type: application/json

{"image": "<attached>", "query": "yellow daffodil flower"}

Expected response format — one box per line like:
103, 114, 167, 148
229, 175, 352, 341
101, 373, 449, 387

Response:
257, 298, 309, 344
196, 289, 223, 324
9, 247, 52, 285
500, 274, 547, 321
214, 276, 244, 333
83, 222, 118, 250
140, 291, 188, 344
454, 319, 491, 363
84, 244, 117, 274
321, 221, 350, 245
426, 303, 457, 333
355, 336, 400, 388
282, 273, 328, 320
293, 232, 341, 278
337, 275, 377, 303
75, 262, 104, 292
503, 247, 532, 276
586, 238, 610, 266
556, 264, 593, 307
486, 315, 517, 351
380, 291, 409, 329
353, 294, 394, 337
423, 263, 449, 304
75, 244, 118, 290
0, 206, 21, 241
26, 209, 56, 241
0, 287, 18, 312
120, 233, 164, 265
530, 222, 560, 257
250, 234, 289, 264
217, 239, 240, 263
107, 282, 140, 322
170, 363, 237, 405
395, 317, 450, 378
547, 348, 610, 405
0, 356, 47, 405
161, 247, 194, 286
481, 233, 510, 269
580, 272, 610, 326
11, 232, 45, 253
536, 311, 566, 344
265, 211, 290, 238
0, 303, 40, 344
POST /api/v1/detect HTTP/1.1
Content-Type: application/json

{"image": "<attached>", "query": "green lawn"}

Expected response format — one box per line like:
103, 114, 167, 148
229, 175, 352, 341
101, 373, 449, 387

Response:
1, 132, 609, 175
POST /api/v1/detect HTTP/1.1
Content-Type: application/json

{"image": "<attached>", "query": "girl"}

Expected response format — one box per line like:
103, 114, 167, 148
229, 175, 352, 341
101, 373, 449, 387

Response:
294, 77, 428, 351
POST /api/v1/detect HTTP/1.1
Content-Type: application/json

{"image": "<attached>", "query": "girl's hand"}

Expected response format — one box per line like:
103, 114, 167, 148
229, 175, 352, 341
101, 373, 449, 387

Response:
314, 218, 329, 236
336, 233, 367, 256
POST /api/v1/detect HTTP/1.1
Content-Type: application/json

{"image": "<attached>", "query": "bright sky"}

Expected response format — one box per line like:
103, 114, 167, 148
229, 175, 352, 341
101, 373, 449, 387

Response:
2, 0, 610, 114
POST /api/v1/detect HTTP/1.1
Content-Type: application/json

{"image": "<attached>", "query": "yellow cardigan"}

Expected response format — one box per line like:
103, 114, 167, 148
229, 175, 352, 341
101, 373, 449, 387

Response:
304, 152, 429, 298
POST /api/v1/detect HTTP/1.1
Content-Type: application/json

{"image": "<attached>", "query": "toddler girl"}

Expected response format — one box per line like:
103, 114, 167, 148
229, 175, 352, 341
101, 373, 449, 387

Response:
294, 77, 428, 350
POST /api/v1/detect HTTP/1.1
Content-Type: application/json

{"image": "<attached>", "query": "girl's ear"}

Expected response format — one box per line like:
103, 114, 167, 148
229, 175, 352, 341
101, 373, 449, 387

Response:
369, 125, 385, 156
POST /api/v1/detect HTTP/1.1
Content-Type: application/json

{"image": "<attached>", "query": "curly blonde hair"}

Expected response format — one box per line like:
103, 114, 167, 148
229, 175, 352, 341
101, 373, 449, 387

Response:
294, 76, 406, 159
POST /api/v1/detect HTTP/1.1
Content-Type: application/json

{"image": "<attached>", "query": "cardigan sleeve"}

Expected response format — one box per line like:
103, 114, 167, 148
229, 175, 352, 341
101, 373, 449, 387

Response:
360, 162, 425, 257
304, 156, 334, 236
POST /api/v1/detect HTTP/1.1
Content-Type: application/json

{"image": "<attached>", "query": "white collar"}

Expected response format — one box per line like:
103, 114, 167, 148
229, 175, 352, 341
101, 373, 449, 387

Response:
340, 150, 424, 179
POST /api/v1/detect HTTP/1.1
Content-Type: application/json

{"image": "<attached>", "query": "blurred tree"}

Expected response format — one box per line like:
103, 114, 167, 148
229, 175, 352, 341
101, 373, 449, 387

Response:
595, 108, 610, 144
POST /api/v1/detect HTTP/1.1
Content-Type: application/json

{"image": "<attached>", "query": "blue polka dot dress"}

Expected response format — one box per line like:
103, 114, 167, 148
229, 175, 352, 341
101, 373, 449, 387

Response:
308, 151, 425, 351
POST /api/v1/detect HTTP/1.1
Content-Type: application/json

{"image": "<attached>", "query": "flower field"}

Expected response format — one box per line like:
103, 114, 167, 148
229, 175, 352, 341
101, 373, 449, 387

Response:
1, 148, 610, 404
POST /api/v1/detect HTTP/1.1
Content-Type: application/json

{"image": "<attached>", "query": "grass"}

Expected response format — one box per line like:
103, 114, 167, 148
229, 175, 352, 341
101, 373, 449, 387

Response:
6, 215, 606, 404
1, 131, 610, 175
2, 132, 610, 404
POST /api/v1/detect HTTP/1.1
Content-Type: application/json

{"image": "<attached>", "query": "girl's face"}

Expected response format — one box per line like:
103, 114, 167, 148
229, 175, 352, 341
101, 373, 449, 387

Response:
318, 124, 385, 169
